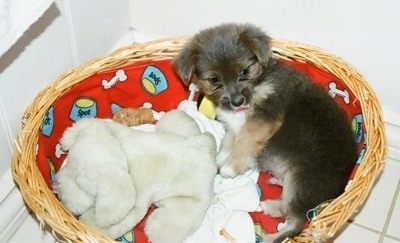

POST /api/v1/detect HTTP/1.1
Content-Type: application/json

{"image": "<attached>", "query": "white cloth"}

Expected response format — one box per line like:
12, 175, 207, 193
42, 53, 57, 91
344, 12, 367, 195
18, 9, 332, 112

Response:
178, 99, 226, 151
125, 102, 226, 147
0, 0, 54, 57
185, 169, 262, 243
122, 100, 227, 150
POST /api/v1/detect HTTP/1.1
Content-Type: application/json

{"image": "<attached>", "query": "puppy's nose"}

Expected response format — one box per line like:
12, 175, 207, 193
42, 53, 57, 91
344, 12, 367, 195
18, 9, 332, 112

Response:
231, 96, 244, 107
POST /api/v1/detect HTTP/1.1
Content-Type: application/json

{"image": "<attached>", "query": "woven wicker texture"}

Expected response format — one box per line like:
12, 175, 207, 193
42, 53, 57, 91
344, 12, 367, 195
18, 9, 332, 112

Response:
12, 37, 387, 243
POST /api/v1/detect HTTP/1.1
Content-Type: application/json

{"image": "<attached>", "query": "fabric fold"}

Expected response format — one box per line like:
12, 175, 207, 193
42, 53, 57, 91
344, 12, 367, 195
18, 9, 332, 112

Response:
0, 0, 54, 57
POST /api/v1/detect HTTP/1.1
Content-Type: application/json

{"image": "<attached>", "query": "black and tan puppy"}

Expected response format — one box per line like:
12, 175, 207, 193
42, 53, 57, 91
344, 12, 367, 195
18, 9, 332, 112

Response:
174, 23, 358, 242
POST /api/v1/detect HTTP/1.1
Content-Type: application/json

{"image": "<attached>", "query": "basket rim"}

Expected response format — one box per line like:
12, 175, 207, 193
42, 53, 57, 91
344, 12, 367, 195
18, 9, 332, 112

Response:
11, 37, 388, 243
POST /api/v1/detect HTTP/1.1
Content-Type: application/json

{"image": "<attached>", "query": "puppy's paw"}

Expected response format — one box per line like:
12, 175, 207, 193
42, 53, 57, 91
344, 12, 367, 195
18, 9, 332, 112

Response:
219, 163, 238, 178
219, 155, 256, 178
260, 199, 284, 218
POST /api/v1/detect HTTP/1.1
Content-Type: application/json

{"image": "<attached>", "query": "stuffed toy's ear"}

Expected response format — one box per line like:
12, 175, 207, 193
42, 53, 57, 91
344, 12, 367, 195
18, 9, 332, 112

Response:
173, 44, 197, 86
156, 110, 200, 137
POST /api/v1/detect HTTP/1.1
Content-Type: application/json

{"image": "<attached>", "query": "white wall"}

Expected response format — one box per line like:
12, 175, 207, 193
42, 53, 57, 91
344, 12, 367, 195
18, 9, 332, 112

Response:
0, 0, 130, 240
130, 0, 399, 112
129, 0, 400, 158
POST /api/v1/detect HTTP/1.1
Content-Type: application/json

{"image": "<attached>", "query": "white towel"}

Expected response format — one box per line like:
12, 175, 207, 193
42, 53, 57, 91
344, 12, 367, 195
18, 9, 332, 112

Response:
185, 169, 262, 243
0, 0, 54, 57
178, 99, 226, 151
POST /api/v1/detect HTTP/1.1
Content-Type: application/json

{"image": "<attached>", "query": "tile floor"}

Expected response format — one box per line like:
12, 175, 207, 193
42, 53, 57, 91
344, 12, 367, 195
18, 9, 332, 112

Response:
8, 158, 400, 243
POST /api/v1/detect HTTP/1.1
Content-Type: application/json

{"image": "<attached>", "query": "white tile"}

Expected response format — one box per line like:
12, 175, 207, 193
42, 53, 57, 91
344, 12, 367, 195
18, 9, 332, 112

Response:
386, 180, 400, 238
8, 213, 56, 243
334, 223, 380, 243
351, 158, 400, 231
383, 237, 400, 243
0, 97, 12, 178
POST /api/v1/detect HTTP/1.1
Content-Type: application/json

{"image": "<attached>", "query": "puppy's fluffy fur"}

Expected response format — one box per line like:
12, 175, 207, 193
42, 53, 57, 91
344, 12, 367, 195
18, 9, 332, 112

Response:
174, 23, 358, 242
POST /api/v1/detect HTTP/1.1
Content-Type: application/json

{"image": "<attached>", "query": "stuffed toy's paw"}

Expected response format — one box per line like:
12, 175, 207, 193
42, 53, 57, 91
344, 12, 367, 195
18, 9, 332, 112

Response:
55, 118, 137, 230
156, 109, 200, 137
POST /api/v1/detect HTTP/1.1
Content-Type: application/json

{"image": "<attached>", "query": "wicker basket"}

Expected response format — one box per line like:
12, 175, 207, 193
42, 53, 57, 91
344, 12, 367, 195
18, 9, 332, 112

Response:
11, 37, 387, 243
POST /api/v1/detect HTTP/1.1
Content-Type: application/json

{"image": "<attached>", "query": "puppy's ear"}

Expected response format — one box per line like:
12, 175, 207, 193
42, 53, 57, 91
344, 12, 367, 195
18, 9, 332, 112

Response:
240, 25, 272, 68
173, 44, 197, 86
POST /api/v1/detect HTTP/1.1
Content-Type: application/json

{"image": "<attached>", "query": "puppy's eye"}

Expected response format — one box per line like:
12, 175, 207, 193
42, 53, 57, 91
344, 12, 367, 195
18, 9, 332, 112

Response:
208, 77, 220, 84
240, 67, 250, 76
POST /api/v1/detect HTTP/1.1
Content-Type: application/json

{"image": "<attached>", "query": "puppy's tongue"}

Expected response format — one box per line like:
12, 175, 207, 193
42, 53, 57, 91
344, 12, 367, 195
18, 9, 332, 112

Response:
234, 104, 250, 112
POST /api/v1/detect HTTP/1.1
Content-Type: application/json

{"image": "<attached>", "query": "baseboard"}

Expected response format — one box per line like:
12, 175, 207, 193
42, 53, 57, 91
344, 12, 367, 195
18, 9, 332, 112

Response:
109, 29, 157, 51
0, 174, 29, 242
0, 96, 29, 241
131, 30, 157, 44
109, 30, 134, 51
0, 203, 29, 242
0, 169, 15, 204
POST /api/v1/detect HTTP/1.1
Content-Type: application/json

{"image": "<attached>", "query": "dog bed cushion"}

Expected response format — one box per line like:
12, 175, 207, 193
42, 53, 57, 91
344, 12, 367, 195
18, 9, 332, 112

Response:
36, 57, 366, 242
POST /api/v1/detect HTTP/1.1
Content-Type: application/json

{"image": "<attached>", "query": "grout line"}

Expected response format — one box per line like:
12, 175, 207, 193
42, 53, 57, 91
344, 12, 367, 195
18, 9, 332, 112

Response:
385, 234, 400, 242
379, 178, 400, 242
63, 0, 80, 66
349, 221, 383, 235
127, 0, 136, 32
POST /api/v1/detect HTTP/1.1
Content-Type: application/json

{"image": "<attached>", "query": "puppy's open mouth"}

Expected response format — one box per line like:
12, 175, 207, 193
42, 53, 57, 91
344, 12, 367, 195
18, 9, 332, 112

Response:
233, 104, 250, 112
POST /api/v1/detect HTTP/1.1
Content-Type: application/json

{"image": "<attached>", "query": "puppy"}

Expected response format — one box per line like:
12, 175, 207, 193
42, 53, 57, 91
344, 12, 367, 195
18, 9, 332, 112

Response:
174, 23, 358, 242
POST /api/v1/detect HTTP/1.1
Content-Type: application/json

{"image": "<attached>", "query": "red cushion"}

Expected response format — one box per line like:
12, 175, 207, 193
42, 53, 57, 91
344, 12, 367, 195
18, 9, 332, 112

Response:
36, 58, 366, 242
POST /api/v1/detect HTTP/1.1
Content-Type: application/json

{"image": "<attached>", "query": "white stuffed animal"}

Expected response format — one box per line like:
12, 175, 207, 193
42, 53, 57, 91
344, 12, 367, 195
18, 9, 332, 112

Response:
55, 110, 217, 243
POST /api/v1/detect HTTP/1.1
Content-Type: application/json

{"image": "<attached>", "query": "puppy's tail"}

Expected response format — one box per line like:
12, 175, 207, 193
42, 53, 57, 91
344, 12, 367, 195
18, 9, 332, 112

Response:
264, 217, 305, 243
272, 226, 303, 243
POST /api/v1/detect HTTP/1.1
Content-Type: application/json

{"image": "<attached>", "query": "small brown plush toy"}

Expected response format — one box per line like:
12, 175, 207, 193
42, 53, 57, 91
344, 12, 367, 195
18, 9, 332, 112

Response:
113, 107, 154, 126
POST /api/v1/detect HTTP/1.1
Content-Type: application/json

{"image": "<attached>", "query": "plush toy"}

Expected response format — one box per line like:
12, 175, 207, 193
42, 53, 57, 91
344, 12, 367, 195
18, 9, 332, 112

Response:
54, 110, 218, 243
